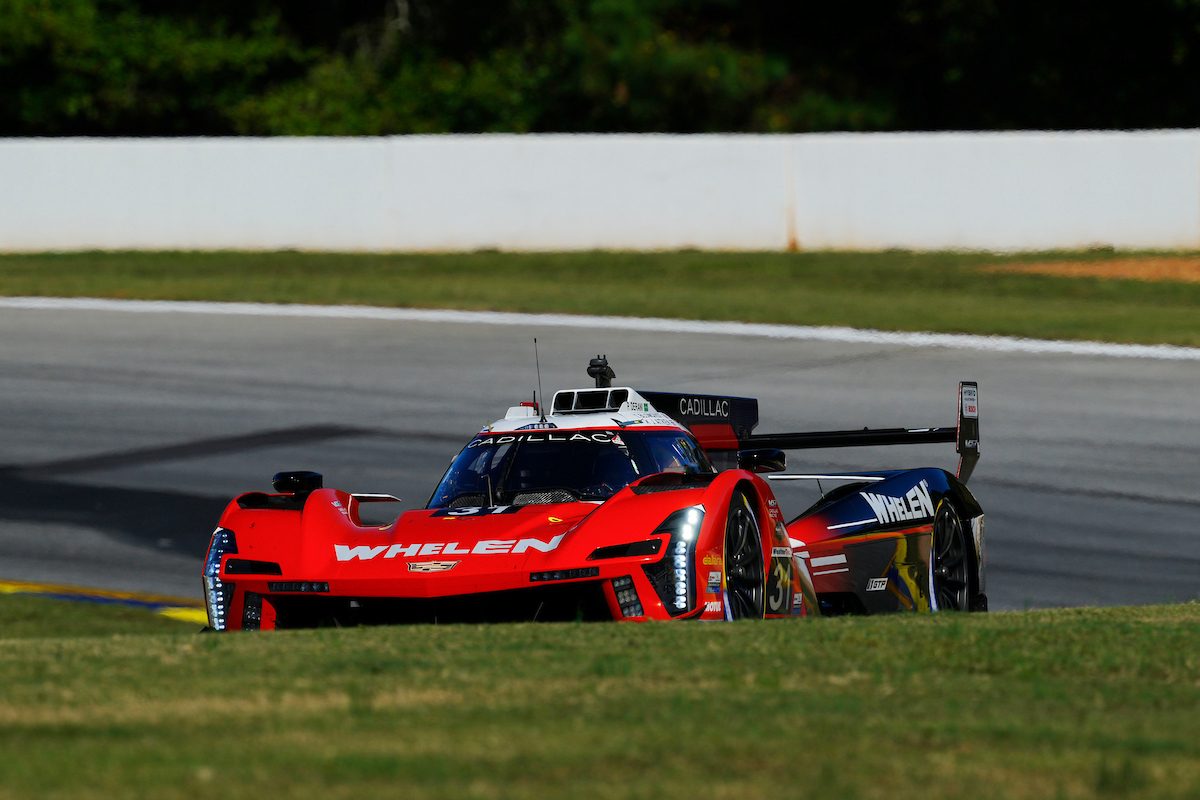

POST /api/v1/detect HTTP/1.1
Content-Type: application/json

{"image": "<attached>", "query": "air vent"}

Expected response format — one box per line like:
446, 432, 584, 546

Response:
550, 388, 640, 414
224, 558, 283, 575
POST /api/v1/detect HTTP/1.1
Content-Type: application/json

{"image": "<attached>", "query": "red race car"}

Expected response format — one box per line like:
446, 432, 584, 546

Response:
202, 357, 985, 630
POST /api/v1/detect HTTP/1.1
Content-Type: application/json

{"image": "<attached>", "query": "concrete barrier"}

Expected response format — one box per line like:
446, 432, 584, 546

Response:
1, 132, 1197, 251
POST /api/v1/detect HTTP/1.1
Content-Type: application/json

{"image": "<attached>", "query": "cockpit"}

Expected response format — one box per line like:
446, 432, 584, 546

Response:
427, 429, 713, 508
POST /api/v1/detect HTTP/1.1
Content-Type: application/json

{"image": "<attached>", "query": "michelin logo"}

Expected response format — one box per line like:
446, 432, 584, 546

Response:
860, 480, 935, 525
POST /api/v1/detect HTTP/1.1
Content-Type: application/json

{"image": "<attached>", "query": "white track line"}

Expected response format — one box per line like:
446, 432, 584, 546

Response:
3, 296, 1198, 361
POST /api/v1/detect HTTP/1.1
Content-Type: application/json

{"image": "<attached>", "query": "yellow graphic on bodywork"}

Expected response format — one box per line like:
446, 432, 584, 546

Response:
888, 532, 934, 612
790, 552, 820, 616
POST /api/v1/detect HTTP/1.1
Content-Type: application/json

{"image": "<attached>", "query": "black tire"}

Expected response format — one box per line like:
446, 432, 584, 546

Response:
724, 491, 765, 619
931, 502, 971, 612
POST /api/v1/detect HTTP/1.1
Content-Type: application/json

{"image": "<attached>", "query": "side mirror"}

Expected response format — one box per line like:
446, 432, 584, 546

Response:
272, 470, 323, 495
736, 448, 786, 474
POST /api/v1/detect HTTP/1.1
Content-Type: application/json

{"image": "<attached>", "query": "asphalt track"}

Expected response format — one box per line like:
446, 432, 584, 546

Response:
1, 304, 1197, 611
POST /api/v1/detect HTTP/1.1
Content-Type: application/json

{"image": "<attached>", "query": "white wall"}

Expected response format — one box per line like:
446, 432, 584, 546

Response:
1, 132, 1197, 252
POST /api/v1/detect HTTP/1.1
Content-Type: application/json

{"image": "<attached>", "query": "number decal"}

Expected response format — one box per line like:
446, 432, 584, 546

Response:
766, 557, 792, 613
431, 505, 520, 518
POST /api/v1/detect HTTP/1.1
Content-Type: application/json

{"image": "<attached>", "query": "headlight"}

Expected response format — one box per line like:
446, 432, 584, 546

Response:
202, 527, 237, 631
641, 505, 705, 616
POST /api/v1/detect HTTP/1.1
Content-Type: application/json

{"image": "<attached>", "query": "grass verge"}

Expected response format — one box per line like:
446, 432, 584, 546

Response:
0, 594, 198, 639
2, 250, 1199, 346
1, 596, 1197, 799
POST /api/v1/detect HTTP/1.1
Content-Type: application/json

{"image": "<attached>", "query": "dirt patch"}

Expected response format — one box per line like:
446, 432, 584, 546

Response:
984, 257, 1200, 283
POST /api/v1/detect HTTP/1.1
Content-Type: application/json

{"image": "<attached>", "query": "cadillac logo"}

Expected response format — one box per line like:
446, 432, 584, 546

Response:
406, 560, 460, 573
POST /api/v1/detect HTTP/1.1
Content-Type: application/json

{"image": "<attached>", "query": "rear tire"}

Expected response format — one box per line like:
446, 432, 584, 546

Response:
931, 502, 970, 612
724, 492, 765, 619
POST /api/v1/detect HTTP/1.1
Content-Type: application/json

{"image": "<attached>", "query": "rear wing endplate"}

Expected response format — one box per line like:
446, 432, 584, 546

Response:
742, 381, 981, 483
955, 381, 980, 483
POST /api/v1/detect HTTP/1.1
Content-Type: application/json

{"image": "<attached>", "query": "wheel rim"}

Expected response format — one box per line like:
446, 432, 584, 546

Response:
932, 504, 970, 611
725, 495, 764, 619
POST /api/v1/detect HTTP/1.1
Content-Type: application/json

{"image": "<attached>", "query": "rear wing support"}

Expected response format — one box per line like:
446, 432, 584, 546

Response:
743, 381, 981, 483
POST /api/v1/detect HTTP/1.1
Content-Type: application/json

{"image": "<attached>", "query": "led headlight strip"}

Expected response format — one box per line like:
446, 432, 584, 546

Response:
202, 527, 237, 631
641, 505, 704, 616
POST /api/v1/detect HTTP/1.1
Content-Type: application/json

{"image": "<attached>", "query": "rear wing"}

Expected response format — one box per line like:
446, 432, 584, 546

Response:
743, 381, 980, 483
643, 382, 980, 484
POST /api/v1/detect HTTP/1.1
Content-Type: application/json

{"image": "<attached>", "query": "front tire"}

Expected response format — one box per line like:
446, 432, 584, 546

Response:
931, 502, 971, 612
724, 491, 765, 619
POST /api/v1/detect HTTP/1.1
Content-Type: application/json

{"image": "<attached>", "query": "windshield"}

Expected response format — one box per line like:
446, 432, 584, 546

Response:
427, 430, 714, 508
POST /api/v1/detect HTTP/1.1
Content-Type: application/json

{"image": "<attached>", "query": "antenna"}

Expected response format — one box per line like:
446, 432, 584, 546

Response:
533, 338, 546, 422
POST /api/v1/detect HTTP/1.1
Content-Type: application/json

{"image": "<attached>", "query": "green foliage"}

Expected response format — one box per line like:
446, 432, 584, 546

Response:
230, 0, 812, 135
3, 0, 1200, 134
0, 0, 308, 134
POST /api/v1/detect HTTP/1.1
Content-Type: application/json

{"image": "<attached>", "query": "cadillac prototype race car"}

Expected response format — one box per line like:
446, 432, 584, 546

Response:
202, 357, 985, 630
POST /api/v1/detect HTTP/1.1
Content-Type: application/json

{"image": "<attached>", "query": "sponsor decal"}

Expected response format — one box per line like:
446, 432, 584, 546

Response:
614, 412, 675, 428
516, 422, 557, 430
431, 505, 520, 518
961, 385, 979, 419
334, 534, 565, 561
407, 560, 459, 573
771, 546, 793, 558
866, 577, 888, 592
859, 479, 935, 525
678, 397, 730, 418
702, 554, 724, 567
791, 590, 806, 616
705, 570, 722, 594
704, 600, 723, 614
467, 432, 615, 447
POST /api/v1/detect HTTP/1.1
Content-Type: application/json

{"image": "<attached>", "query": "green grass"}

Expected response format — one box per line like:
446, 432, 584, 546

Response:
1, 595, 1197, 799
0, 594, 198, 639
1, 250, 1198, 346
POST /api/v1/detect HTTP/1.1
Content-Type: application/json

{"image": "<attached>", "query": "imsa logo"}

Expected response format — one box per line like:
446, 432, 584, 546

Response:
859, 480, 935, 525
